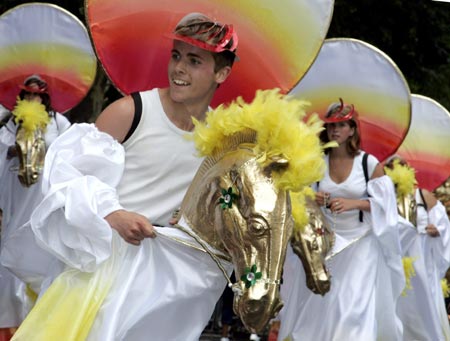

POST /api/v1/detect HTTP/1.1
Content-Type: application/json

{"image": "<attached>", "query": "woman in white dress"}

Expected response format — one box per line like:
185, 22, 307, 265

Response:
278, 99, 405, 341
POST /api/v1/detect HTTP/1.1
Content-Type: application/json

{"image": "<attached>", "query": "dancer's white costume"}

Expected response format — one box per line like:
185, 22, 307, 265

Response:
397, 189, 450, 341
19, 89, 231, 341
0, 113, 69, 327
278, 153, 405, 341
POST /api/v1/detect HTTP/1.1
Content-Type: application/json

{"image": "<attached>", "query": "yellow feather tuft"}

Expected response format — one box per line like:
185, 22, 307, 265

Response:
385, 159, 417, 198
401, 256, 416, 296
12, 98, 50, 138
441, 278, 450, 298
291, 187, 316, 232
192, 89, 326, 193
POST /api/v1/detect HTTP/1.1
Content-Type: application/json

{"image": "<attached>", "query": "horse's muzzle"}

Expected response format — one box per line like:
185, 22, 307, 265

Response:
235, 293, 283, 333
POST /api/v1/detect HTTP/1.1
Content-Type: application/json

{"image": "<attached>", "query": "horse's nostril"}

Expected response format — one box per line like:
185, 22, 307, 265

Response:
244, 298, 265, 314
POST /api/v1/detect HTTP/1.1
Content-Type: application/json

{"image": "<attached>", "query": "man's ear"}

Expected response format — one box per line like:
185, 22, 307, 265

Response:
215, 66, 232, 84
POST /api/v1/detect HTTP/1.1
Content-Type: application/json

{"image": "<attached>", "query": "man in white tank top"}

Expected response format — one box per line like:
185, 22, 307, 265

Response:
96, 12, 238, 245
14, 12, 239, 341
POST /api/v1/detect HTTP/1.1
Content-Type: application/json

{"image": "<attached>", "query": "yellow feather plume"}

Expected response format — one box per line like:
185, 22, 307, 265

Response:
442, 278, 450, 298
12, 97, 50, 138
192, 89, 326, 193
401, 256, 416, 296
385, 159, 417, 198
291, 187, 316, 232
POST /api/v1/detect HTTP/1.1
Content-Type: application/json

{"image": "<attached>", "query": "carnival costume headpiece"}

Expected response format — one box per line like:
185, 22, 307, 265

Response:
323, 98, 356, 123
171, 12, 238, 58
19, 75, 49, 94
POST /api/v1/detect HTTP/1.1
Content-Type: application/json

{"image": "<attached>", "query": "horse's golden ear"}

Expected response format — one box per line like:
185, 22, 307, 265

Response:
265, 155, 289, 173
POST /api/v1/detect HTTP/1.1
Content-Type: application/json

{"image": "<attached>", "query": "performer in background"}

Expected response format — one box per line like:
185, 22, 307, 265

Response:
0, 75, 70, 338
385, 156, 450, 341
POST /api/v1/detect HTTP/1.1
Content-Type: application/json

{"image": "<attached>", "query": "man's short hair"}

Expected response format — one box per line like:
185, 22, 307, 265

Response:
173, 12, 238, 71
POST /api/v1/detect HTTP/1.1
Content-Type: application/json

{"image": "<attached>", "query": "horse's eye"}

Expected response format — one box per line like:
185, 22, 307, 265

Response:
248, 217, 268, 236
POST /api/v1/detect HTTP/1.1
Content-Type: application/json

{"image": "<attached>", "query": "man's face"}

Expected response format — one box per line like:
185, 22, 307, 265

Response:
168, 40, 224, 104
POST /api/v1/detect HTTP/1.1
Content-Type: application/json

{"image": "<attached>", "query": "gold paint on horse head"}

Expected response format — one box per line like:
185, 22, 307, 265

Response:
397, 194, 417, 226
15, 125, 46, 187
180, 130, 292, 333
291, 197, 335, 295
434, 178, 450, 217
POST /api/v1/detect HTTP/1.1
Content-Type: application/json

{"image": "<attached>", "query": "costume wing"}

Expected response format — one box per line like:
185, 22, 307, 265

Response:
395, 94, 450, 191
0, 3, 97, 112
85, 0, 334, 106
288, 38, 411, 162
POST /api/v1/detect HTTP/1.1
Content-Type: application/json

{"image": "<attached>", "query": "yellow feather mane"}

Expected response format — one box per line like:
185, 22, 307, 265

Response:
12, 98, 50, 138
192, 89, 326, 192
191, 89, 327, 233
385, 159, 417, 198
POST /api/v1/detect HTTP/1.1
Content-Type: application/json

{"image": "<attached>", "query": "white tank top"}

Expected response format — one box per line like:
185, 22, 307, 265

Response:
318, 152, 379, 239
116, 89, 203, 226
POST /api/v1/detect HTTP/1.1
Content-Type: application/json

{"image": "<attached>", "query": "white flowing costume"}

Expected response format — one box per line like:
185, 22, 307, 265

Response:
0, 113, 70, 327
278, 153, 405, 341
24, 89, 232, 340
397, 189, 450, 341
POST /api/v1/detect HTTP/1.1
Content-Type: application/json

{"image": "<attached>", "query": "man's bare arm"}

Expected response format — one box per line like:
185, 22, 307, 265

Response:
95, 95, 135, 143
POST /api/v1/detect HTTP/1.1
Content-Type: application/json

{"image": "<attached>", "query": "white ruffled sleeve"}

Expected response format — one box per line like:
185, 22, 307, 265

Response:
428, 201, 450, 277
367, 175, 405, 296
30, 123, 125, 272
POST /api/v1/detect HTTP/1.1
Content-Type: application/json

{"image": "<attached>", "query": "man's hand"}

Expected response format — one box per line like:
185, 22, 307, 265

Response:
105, 209, 156, 245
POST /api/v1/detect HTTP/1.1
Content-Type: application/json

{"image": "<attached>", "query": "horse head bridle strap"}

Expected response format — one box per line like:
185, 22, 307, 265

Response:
173, 222, 280, 296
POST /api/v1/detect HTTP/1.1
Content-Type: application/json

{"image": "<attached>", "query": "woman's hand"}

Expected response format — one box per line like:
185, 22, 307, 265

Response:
315, 191, 331, 207
425, 224, 440, 237
328, 198, 370, 214
329, 198, 347, 213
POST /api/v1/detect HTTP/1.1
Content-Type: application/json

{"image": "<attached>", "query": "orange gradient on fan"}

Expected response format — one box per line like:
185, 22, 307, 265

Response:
395, 94, 450, 191
0, 3, 97, 113
86, 0, 333, 106
289, 39, 411, 162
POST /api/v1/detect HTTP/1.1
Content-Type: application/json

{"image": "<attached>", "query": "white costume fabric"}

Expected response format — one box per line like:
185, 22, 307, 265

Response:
278, 152, 405, 341
397, 189, 450, 341
0, 113, 70, 327
17, 89, 231, 341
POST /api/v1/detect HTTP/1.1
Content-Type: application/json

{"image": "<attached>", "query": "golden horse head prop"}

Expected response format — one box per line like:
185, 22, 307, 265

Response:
12, 99, 49, 187
179, 89, 328, 333
385, 158, 418, 225
290, 191, 335, 295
